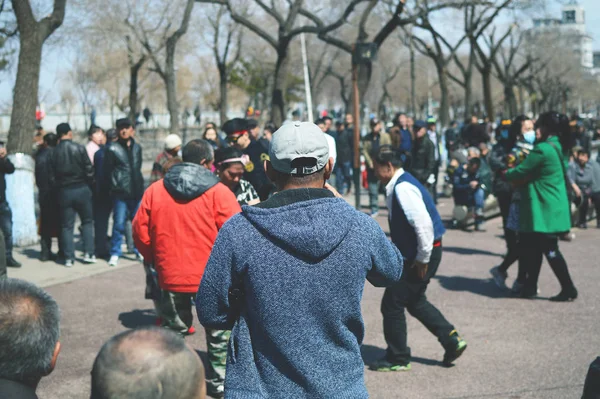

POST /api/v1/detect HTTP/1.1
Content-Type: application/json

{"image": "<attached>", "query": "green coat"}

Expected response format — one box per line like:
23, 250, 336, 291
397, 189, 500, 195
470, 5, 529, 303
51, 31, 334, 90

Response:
506, 136, 570, 234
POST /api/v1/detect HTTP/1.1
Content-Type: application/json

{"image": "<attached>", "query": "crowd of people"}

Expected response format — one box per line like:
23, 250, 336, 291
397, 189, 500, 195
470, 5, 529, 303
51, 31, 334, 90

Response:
0, 108, 599, 398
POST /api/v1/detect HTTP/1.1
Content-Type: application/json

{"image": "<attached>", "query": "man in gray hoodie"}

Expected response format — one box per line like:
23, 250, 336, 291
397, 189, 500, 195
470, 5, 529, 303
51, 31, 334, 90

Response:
197, 122, 404, 399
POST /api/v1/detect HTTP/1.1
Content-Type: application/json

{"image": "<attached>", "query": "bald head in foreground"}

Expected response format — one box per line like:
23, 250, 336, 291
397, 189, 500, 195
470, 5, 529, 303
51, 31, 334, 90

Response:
91, 326, 205, 399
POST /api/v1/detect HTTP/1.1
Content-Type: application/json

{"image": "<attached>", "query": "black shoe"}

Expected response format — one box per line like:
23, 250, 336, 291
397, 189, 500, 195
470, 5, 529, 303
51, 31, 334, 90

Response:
443, 330, 468, 366
40, 252, 51, 262
520, 288, 538, 299
6, 256, 22, 268
549, 288, 578, 302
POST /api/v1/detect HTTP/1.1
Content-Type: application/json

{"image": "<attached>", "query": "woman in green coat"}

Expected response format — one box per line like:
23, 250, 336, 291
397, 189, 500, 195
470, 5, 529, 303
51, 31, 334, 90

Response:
506, 112, 577, 302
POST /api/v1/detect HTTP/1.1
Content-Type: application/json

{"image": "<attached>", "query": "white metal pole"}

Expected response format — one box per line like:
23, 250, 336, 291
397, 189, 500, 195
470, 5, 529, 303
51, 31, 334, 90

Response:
300, 33, 314, 122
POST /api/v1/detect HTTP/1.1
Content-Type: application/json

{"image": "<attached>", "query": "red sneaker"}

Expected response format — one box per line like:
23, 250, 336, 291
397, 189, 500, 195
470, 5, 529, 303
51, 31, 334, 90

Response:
186, 326, 196, 335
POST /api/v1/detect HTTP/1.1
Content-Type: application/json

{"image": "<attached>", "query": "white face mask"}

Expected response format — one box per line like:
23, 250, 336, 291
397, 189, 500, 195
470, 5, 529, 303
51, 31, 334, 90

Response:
523, 130, 536, 144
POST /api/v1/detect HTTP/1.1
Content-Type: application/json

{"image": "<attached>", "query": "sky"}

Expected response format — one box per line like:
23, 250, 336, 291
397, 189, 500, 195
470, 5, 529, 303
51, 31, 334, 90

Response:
0, 0, 599, 108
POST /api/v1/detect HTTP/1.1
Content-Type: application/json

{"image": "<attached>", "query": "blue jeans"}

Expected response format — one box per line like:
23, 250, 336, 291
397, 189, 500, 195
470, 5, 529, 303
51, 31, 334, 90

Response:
473, 188, 485, 213
335, 161, 353, 194
110, 199, 140, 257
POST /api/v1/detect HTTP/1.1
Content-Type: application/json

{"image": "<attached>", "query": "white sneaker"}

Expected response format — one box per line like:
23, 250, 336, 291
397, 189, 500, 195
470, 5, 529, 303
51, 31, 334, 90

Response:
83, 254, 97, 264
65, 260, 74, 268
108, 256, 119, 267
136, 253, 144, 262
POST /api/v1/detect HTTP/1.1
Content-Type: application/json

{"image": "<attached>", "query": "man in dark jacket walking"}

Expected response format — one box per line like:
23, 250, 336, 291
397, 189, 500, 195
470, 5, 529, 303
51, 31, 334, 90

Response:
370, 145, 466, 372
197, 122, 403, 398
104, 118, 145, 267
49, 123, 95, 267
35, 133, 59, 261
0, 142, 18, 268
409, 120, 436, 197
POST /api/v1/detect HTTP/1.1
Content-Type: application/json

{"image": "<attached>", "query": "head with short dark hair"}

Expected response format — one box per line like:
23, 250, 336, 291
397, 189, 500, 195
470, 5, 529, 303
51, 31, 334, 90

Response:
246, 119, 260, 140
43, 133, 58, 148
88, 125, 106, 146
263, 122, 277, 142
91, 327, 205, 399
323, 116, 333, 130
106, 129, 118, 142
182, 139, 214, 168
215, 147, 245, 190
577, 149, 589, 166
0, 279, 61, 387
56, 123, 72, 138
372, 145, 403, 185
315, 119, 327, 133
467, 156, 481, 173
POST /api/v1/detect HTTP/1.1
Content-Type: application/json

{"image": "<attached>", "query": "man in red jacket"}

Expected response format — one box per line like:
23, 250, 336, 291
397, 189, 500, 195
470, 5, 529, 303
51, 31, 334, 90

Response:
133, 139, 241, 398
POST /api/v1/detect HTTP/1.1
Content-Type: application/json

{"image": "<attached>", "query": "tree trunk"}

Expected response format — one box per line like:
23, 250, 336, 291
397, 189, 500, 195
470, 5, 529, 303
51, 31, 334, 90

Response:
128, 62, 142, 123
410, 38, 417, 116
437, 64, 450, 128
271, 46, 289, 126
463, 53, 474, 119
481, 66, 494, 121
218, 63, 228, 125
165, 42, 179, 135
504, 83, 518, 118
7, 32, 42, 153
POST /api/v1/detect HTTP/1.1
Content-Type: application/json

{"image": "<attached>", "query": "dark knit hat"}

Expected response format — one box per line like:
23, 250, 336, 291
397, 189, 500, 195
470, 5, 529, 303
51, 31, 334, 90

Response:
116, 118, 133, 130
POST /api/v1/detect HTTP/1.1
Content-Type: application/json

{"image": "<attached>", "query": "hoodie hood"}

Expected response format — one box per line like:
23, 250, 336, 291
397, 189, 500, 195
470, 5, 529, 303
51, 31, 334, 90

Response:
163, 162, 219, 201
242, 189, 354, 260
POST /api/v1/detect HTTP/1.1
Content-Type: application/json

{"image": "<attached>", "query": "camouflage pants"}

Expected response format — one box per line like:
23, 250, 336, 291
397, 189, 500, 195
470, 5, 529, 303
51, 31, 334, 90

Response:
205, 328, 230, 396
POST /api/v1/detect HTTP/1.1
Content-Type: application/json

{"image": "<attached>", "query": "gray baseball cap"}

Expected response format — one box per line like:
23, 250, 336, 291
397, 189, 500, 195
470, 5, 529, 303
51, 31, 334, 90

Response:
269, 121, 330, 175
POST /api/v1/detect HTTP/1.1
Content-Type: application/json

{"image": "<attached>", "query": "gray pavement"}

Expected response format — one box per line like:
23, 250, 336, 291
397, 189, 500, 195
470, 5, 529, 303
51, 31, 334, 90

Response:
7, 194, 599, 399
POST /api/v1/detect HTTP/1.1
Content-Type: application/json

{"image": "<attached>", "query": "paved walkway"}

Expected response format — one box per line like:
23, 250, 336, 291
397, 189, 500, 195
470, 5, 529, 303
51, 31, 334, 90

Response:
7, 194, 599, 399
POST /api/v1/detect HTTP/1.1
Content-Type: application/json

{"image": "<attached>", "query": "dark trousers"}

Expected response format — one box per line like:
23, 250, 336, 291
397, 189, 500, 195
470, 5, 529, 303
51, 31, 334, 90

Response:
94, 195, 112, 258
578, 192, 600, 226
335, 161, 353, 194
498, 229, 520, 275
431, 161, 440, 204
0, 229, 6, 280
381, 245, 455, 365
0, 202, 13, 258
519, 232, 575, 294
39, 192, 60, 256
367, 169, 379, 214
58, 185, 94, 261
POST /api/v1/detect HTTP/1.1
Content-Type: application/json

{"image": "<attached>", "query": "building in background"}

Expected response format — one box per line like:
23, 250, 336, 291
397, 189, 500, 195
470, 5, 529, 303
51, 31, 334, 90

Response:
530, 0, 594, 69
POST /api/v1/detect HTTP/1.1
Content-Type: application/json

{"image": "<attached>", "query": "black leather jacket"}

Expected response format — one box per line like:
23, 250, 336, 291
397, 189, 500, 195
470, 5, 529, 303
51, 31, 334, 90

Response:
409, 136, 436, 185
103, 139, 144, 200
49, 139, 94, 189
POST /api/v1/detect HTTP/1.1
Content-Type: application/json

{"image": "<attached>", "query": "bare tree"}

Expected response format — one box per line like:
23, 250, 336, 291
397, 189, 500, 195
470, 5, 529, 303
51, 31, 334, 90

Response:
128, 0, 195, 134
125, 35, 147, 123
412, 15, 469, 128
8, 0, 66, 153
377, 63, 401, 120
206, 6, 242, 125
492, 30, 531, 118
195, 0, 371, 125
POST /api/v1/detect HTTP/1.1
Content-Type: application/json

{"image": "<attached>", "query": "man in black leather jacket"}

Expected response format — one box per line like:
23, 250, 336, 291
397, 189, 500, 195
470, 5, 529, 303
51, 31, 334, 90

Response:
409, 120, 436, 196
103, 118, 144, 267
49, 123, 95, 267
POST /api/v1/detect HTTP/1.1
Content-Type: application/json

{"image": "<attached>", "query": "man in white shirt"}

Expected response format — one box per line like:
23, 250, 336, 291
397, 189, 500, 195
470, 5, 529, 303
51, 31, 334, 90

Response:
369, 145, 467, 372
